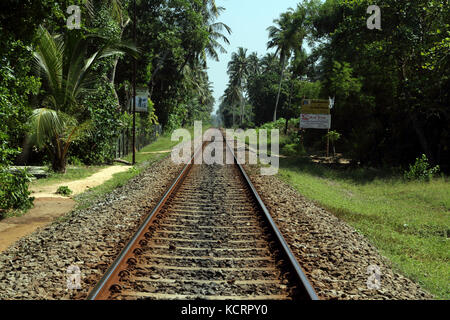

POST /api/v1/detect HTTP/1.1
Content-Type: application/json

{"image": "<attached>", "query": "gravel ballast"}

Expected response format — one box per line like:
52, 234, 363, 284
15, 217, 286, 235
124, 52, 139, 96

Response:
243, 164, 433, 300
0, 152, 434, 300
0, 157, 182, 300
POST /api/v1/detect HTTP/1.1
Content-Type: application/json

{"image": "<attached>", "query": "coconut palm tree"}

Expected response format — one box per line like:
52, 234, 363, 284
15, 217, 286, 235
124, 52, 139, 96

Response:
227, 47, 250, 125
30, 26, 138, 172
202, 1, 231, 63
28, 109, 91, 173
267, 7, 306, 121
221, 83, 242, 127
260, 53, 279, 73
247, 52, 261, 77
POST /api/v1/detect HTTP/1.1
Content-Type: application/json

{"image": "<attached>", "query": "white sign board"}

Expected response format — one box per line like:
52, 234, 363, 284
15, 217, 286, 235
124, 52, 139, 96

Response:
129, 88, 149, 113
300, 114, 331, 129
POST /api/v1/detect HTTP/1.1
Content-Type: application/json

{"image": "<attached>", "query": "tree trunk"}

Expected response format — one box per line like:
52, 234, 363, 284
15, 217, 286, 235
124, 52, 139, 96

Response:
409, 113, 434, 164
273, 57, 286, 122
52, 154, 67, 173
240, 97, 244, 127
400, 62, 435, 164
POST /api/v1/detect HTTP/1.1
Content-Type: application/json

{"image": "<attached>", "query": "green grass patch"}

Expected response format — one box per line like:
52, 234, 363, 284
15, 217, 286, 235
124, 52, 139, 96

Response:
278, 156, 450, 299
74, 125, 210, 211
122, 125, 211, 165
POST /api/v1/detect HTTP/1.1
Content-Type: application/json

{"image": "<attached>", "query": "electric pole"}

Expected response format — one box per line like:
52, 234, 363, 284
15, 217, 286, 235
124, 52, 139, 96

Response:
132, 0, 136, 165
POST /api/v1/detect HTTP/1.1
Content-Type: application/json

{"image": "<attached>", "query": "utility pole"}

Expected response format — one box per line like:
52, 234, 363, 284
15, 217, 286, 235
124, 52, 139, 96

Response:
132, 0, 136, 165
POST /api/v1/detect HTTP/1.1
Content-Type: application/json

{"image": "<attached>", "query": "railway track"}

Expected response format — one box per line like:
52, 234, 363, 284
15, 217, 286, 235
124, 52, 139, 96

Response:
87, 133, 318, 300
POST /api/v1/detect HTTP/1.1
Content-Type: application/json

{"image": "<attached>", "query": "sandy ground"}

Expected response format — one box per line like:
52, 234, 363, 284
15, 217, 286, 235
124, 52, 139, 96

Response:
0, 165, 130, 253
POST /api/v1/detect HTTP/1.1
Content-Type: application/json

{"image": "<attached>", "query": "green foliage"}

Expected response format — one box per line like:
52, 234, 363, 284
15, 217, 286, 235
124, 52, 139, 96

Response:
74, 83, 124, 165
30, 23, 137, 170
324, 130, 341, 143
116, 0, 221, 129
259, 118, 287, 130
281, 143, 306, 156
68, 156, 83, 166
0, 168, 34, 211
311, 0, 449, 168
55, 185, 72, 196
232, 0, 449, 170
404, 154, 441, 181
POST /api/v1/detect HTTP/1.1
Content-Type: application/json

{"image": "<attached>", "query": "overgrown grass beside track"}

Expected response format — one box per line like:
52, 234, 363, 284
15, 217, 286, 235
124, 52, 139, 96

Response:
278, 156, 449, 299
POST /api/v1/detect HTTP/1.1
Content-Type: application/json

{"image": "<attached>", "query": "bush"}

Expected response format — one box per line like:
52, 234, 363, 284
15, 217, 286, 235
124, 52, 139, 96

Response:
281, 143, 306, 156
0, 129, 34, 212
259, 118, 287, 130
56, 186, 72, 196
0, 168, 34, 211
404, 154, 440, 181
68, 156, 83, 166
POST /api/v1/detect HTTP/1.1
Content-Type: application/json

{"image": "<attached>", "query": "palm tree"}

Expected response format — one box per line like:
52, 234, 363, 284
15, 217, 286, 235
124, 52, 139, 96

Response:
260, 53, 279, 73
221, 83, 242, 127
204, 19, 232, 63
267, 7, 306, 121
31, 26, 138, 172
247, 52, 260, 77
227, 47, 250, 125
28, 109, 91, 173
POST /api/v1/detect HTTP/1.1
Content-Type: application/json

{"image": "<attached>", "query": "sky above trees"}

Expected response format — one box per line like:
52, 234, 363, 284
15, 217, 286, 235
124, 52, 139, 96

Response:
206, 0, 301, 113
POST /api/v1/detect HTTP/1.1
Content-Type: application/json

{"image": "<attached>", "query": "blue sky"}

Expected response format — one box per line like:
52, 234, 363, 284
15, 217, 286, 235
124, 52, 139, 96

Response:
206, 0, 301, 113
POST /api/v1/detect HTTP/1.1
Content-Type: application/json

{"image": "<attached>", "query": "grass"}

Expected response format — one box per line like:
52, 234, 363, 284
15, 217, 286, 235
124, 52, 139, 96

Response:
30, 165, 108, 189
122, 134, 179, 164
123, 124, 211, 165
277, 156, 450, 299
75, 124, 210, 210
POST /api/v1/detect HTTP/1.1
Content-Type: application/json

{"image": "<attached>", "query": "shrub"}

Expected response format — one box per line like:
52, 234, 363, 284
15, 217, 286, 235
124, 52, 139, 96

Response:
0, 129, 34, 212
404, 154, 440, 181
56, 186, 72, 196
0, 168, 34, 211
281, 143, 306, 156
68, 156, 83, 166
259, 118, 287, 130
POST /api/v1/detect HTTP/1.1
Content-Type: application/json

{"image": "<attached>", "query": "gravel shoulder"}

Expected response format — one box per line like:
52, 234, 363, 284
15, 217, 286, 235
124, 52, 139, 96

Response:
0, 156, 182, 300
244, 164, 433, 300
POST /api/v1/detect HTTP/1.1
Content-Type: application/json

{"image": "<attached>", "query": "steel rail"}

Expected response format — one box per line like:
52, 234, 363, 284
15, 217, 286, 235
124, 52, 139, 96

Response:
87, 141, 205, 300
224, 135, 319, 300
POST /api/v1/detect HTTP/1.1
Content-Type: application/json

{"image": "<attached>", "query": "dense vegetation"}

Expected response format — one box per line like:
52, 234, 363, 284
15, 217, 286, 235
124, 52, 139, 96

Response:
0, 0, 228, 210
218, 0, 449, 171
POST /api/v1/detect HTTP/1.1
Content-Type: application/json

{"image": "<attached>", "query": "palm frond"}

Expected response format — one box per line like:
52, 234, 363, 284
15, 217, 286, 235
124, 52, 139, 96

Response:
33, 26, 64, 97
28, 108, 64, 148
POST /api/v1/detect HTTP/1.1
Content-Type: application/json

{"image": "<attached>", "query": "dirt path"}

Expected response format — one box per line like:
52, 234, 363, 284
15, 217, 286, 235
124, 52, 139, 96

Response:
30, 165, 131, 198
0, 165, 131, 253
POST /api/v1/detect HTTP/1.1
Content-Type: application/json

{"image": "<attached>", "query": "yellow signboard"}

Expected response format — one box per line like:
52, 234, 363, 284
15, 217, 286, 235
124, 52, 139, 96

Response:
301, 99, 330, 114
